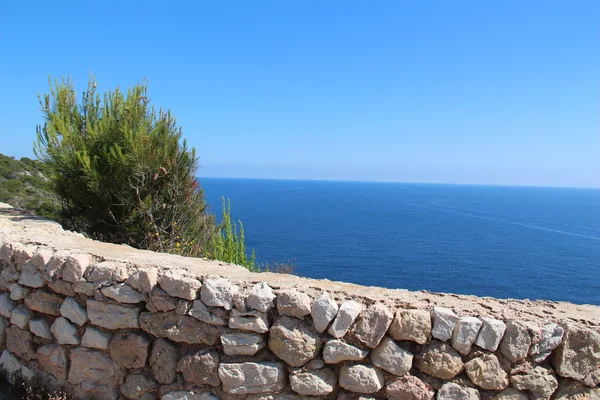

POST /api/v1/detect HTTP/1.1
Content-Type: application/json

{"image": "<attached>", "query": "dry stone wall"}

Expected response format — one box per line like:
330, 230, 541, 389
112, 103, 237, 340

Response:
0, 203, 599, 400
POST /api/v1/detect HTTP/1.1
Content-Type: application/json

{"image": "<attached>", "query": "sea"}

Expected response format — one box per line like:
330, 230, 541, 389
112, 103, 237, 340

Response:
200, 178, 600, 305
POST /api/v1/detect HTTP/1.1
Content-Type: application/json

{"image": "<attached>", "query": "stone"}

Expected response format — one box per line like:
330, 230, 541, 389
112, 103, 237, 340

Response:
554, 379, 600, 400
431, 307, 459, 342
370, 336, 413, 376
127, 268, 158, 294
82, 326, 113, 349
307, 359, 325, 370
29, 318, 53, 339
0, 316, 6, 349
221, 332, 266, 356
10, 304, 34, 329
149, 288, 178, 312
31, 248, 54, 270
386, 375, 435, 400
417, 341, 464, 380
24, 289, 63, 316
158, 270, 201, 300
499, 320, 532, 362
62, 253, 91, 282
0, 265, 20, 291
18, 261, 46, 287
48, 280, 76, 296
352, 302, 393, 348
339, 364, 385, 394
121, 373, 158, 400
490, 388, 529, 400
87, 299, 141, 329
150, 338, 178, 384
45, 250, 70, 278
328, 300, 362, 338
510, 365, 558, 398
200, 278, 239, 310
465, 354, 509, 390
323, 339, 369, 363
51, 317, 80, 345
0, 349, 35, 382
529, 322, 564, 362
78, 382, 119, 400
552, 323, 600, 380
229, 309, 269, 333
268, 316, 322, 367
140, 311, 219, 344
12, 244, 35, 268
0, 242, 13, 263
277, 289, 312, 319
451, 316, 482, 355
290, 368, 337, 396
60, 297, 88, 326
161, 392, 219, 400
0, 292, 16, 318
475, 317, 506, 351
218, 362, 286, 394
389, 309, 431, 344
175, 300, 190, 315
6, 325, 36, 361
247, 282, 276, 312
36, 344, 68, 380
85, 261, 128, 282
311, 292, 338, 333
68, 347, 120, 384
177, 348, 220, 387
9, 283, 31, 300
436, 383, 480, 400
101, 283, 146, 304
74, 281, 95, 296
583, 368, 600, 387
188, 300, 227, 325
110, 331, 150, 369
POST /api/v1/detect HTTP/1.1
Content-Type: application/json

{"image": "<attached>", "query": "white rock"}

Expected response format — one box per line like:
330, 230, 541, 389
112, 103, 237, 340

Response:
201, 278, 239, 310
328, 300, 362, 338
62, 253, 91, 282
126, 267, 158, 293
529, 323, 564, 361
370, 336, 413, 376
10, 305, 34, 329
323, 339, 369, 364
311, 292, 338, 333
277, 289, 312, 318
218, 362, 286, 394
12, 244, 36, 269
452, 316, 483, 355
221, 332, 266, 356
45, 250, 70, 278
437, 382, 480, 400
18, 261, 46, 288
82, 327, 113, 350
188, 300, 227, 325
101, 283, 145, 304
0, 292, 16, 318
339, 364, 385, 394
228, 309, 269, 333
8, 283, 31, 301
85, 260, 128, 282
432, 307, 459, 341
158, 270, 201, 300
246, 282, 276, 312
290, 368, 337, 396
60, 297, 88, 326
51, 317, 80, 345
0, 242, 13, 263
30, 248, 53, 271
475, 317, 506, 351
29, 318, 53, 339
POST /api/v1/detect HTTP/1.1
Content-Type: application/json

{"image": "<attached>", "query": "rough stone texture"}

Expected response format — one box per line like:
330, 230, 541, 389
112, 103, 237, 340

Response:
218, 362, 286, 394
149, 288, 178, 312
177, 348, 220, 387
269, 316, 322, 367
18, 261, 46, 287
290, 368, 337, 396
36, 344, 68, 380
0, 316, 6, 350
328, 300, 362, 338
86, 260, 128, 282
0, 292, 16, 318
51, 316, 80, 345
432, 307, 459, 342
87, 299, 141, 329
101, 283, 146, 304
389, 309, 431, 344
140, 311, 219, 344
62, 253, 91, 282
188, 300, 227, 326
121, 373, 158, 400
530, 323, 564, 362
500, 320, 532, 362
465, 354, 509, 390
370, 336, 413, 376
82, 326, 113, 349
352, 302, 393, 348
201, 278, 239, 310
475, 317, 506, 351
311, 292, 339, 333
74, 281, 95, 296
6, 325, 37, 361
554, 379, 600, 400
490, 388, 529, 400
510, 365, 558, 398
68, 347, 120, 384
48, 279, 76, 296
161, 392, 218, 400
323, 339, 369, 364
277, 289, 312, 319
437, 383, 480, 400
339, 364, 385, 394
451, 316, 482, 355
31, 248, 53, 270
222, 332, 266, 356
552, 323, 600, 380
110, 331, 150, 369
45, 250, 70, 278
24, 289, 63, 316
418, 341, 464, 380
386, 375, 435, 400
229, 309, 269, 333
9, 283, 31, 300
158, 270, 201, 300
150, 338, 178, 384
29, 318, 53, 339
11, 304, 34, 329
126, 267, 158, 294
583, 368, 600, 387
60, 296, 88, 326
246, 282, 277, 313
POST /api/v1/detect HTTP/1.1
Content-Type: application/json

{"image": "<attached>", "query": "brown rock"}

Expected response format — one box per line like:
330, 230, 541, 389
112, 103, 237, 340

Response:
351, 302, 393, 348
417, 341, 464, 380
554, 379, 600, 400
268, 316, 322, 367
510, 365, 558, 398
465, 354, 509, 390
177, 348, 220, 387
583, 368, 600, 388
68, 347, 121, 385
150, 338, 178, 384
109, 331, 150, 369
6, 325, 36, 361
24, 289, 64, 316
386, 375, 435, 400
36, 344, 68, 380
389, 309, 431, 345
140, 311, 219, 345
120, 373, 158, 400
552, 323, 600, 380
47, 280, 76, 297
148, 288, 177, 312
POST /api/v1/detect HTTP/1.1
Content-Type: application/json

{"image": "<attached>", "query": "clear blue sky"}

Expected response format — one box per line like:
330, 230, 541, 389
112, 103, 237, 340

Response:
1, 1, 598, 187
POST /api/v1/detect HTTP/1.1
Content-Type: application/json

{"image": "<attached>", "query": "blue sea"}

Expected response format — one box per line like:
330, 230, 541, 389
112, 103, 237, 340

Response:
201, 178, 600, 305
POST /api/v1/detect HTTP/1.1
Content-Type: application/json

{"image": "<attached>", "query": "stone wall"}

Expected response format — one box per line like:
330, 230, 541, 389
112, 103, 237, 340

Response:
0, 203, 598, 400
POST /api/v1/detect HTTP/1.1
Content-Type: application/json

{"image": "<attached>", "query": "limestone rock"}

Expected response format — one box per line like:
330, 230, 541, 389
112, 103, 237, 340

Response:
60, 297, 88, 326
140, 311, 219, 344
370, 336, 413, 376
158, 270, 201, 300
0, 292, 16, 318
222, 332, 266, 356
10, 304, 34, 329
74, 281, 95, 296
352, 302, 393, 348
12, 244, 35, 268
436, 383, 480, 400
475, 317, 506, 351
24, 289, 63, 316
31, 248, 53, 271
490, 388, 529, 400
150, 338, 178, 384
339, 364, 385, 394
36, 344, 68, 380
201, 278, 238, 310
386, 375, 435, 400
45, 250, 70, 278
500, 320, 532, 362
323, 339, 369, 363
9, 283, 31, 301
465, 353, 509, 390
583, 368, 600, 388
277, 289, 312, 319
85, 260, 128, 282
269, 316, 322, 367
328, 300, 362, 338
110, 331, 150, 369
188, 300, 227, 326
29, 318, 53, 339
307, 359, 325, 370
6, 325, 37, 361
87, 299, 141, 329
121, 373, 158, 400
101, 283, 145, 304
62, 253, 91, 282
68, 347, 120, 384
246, 282, 277, 313
149, 288, 178, 312
127, 268, 158, 294
530, 323, 564, 362
51, 317, 80, 345
177, 348, 220, 387
552, 323, 600, 380
175, 299, 191, 315
0, 242, 12, 263
229, 309, 269, 333
48, 280, 76, 297
451, 316, 482, 355
218, 362, 286, 394
389, 309, 431, 344
554, 379, 600, 400
431, 307, 459, 342
510, 365, 558, 398
290, 368, 337, 396
311, 292, 338, 333
18, 261, 46, 288
162, 392, 220, 400
82, 327, 113, 349
417, 341, 464, 380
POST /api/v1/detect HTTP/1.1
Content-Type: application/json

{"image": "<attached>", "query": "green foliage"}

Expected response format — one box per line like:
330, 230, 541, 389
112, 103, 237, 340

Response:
35, 75, 217, 256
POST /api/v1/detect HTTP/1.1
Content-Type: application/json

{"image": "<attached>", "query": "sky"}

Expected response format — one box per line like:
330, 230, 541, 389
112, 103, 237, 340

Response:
0, 1, 598, 187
